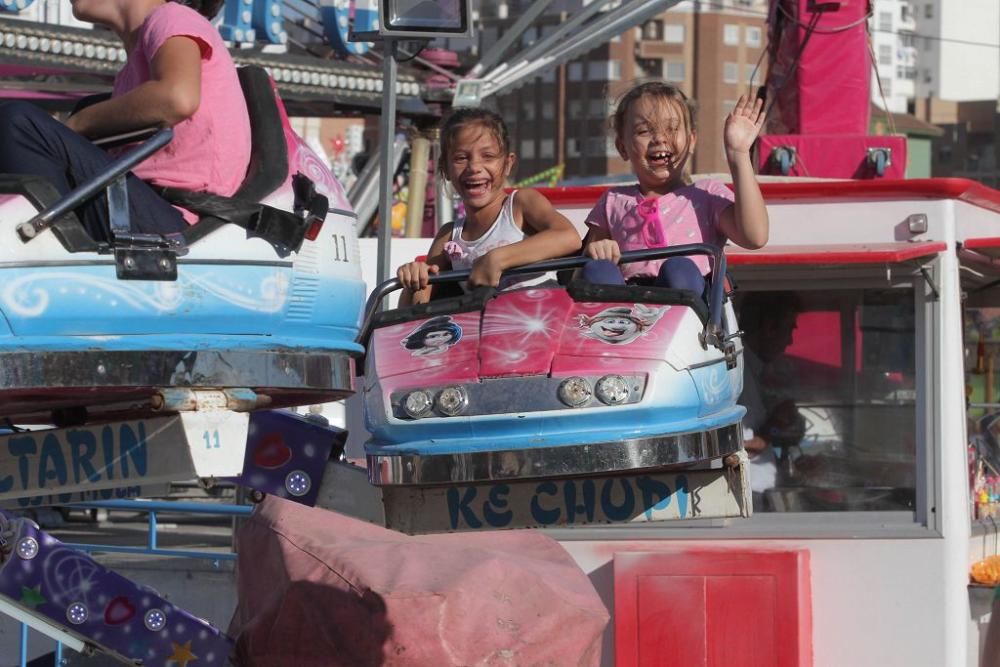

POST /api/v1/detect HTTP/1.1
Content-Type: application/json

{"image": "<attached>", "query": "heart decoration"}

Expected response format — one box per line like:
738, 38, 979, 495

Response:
104, 596, 136, 625
253, 433, 293, 469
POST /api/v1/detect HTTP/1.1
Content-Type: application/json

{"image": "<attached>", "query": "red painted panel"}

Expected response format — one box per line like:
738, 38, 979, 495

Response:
614, 550, 812, 667
706, 576, 777, 667
726, 242, 946, 266
535, 178, 1000, 216
636, 576, 706, 666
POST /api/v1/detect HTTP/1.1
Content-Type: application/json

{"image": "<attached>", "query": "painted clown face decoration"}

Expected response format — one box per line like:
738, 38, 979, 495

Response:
577, 304, 668, 345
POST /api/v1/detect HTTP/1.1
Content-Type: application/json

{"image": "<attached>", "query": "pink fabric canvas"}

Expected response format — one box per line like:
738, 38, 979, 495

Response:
230, 496, 609, 666
585, 179, 735, 280
113, 2, 251, 223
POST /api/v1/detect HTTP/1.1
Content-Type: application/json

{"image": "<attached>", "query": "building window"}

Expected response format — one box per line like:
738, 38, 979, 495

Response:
542, 100, 555, 120
665, 61, 685, 82
723, 62, 739, 83
539, 138, 555, 159
568, 62, 583, 82
745, 64, 760, 85
609, 59, 622, 79
522, 102, 536, 121
924, 3, 932, 19
584, 137, 605, 157
745, 26, 761, 47
642, 19, 662, 41
663, 23, 684, 43
566, 137, 581, 158
924, 69, 932, 83
541, 68, 556, 83
878, 44, 892, 65
587, 60, 611, 80
568, 99, 583, 118
520, 139, 536, 159
723, 24, 740, 46
878, 11, 892, 31
588, 98, 606, 118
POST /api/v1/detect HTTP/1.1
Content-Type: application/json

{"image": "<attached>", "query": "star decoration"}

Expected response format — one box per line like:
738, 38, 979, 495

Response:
168, 640, 198, 667
19, 585, 45, 609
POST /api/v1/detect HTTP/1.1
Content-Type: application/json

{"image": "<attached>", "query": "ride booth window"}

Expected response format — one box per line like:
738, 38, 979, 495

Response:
741, 288, 917, 513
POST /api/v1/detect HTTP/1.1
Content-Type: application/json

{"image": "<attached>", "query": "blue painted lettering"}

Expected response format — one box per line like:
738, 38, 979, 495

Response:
599, 478, 635, 522
8, 436, 36, 491
530, 481, 560, 525
101, 426, 116, 481
119, 423, 148, 478
677, 474, 689, 518
447, 486, 482, 530
483, 484, 512, 528
38, 434, 68, 489
638, 476, 673, 521
564, 479, 596, 524
73, 429, 100, 484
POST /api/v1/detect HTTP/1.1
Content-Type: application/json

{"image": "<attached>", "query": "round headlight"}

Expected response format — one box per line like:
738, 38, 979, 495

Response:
595, 375, 630, 405
436, 386, 469, 416
403, 390, 433, 418
558, 377, 593, 407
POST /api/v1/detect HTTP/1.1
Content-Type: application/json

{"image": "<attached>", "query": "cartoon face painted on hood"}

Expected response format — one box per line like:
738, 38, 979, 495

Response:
577, 304, 668, 345
401, 316, 463, 356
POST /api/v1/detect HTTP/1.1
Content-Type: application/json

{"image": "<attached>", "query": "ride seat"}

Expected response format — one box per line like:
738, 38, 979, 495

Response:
0, 66, 291, 252
179, 65, 289, 245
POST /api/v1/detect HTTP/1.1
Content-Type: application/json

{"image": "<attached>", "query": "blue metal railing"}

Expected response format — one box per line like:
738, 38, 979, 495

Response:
10, 499, 252, 667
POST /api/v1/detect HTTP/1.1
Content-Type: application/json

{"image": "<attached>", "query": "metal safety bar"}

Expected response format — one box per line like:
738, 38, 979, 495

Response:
357, 243, 728, 349
16, 127, 175, 242
61, 499, 253, 563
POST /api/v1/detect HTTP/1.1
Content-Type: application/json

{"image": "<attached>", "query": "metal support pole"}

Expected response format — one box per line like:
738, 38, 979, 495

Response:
377, 38, 399, 287
471, 0, 556, 76
404, 132, 430, 238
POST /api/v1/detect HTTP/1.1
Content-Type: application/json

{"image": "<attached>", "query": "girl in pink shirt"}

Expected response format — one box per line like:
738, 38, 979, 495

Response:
581, 83, 769, 292
0, 0, 250, 241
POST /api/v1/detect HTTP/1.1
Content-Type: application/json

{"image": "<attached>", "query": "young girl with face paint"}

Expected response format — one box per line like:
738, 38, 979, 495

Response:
396, 108, 582, 305
0, 0, 250, 244
580, 83, 769, 293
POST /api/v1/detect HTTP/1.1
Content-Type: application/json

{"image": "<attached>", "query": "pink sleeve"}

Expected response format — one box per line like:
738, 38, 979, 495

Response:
584, 191, 611, 235
698, 179, 735, 229
141, 4, 214, 63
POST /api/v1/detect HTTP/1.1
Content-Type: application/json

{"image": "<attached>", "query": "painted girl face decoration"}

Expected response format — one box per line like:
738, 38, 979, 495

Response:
401, 316, 463, 356
577, 304, 667, 345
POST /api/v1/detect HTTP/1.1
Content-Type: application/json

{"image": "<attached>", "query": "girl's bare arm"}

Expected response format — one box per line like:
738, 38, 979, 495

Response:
397, 223, 453, 306
469, 189, 582, 287
718, 94, 769, 250
67, 37, 203, 139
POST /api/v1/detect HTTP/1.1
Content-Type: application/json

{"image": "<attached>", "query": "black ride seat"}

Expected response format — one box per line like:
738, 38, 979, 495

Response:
178, 65, 289, 245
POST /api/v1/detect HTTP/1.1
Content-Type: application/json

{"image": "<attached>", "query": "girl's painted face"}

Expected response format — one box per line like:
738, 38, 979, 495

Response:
616, 95, 696, 197
592, 317, 638, 341
446, 124, 515, 212
423, 330, 455, 348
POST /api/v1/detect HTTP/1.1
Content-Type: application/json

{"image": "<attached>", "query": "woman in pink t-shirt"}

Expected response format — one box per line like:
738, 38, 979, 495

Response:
581, 82, 769, 293
0, 0, 250, 242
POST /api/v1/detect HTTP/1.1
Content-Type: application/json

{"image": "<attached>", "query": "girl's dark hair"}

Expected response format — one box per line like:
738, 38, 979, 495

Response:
402, 316, 462, 350
179, 0, 225, 19
437, 108, 511, 177
610, 81, 698, 139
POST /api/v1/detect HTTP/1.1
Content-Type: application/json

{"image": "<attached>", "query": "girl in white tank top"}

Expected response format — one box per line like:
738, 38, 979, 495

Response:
444, 191, 552, 291
395, 108, 582, 305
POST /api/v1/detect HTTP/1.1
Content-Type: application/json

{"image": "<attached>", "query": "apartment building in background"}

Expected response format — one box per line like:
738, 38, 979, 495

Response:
477, 0, 770, 182
870, 0, 917, 113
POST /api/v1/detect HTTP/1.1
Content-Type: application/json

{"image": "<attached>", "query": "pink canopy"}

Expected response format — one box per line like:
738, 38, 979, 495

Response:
229, 496, 609, 666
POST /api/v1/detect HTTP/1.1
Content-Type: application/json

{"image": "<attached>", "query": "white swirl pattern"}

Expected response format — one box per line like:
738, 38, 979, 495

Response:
1, 270, 289, 318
